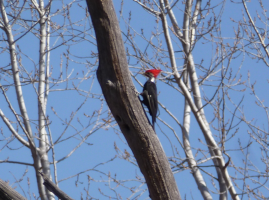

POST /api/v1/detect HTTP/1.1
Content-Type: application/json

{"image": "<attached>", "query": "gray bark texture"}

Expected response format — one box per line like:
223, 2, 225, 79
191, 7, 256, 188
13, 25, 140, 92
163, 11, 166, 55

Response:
86, 0, 181, 199
40, 172, 74, 200
0, 179, 27, 200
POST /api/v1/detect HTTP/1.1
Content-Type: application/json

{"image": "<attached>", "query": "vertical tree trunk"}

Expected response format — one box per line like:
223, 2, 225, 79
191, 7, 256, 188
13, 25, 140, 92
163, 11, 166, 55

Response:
86, 0, 181, 199
0, 1, 47, 199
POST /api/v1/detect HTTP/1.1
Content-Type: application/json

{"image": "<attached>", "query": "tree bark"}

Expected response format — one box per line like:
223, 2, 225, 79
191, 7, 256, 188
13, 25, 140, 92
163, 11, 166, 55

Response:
0, 179, 27, 200
40, 172, 74, 200
86, 0, 181, 199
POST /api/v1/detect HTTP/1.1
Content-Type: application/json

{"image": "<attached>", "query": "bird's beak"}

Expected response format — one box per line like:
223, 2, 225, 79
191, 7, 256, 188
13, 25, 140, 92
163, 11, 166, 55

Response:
143, 72, 149, 77
137, 71, 146, 76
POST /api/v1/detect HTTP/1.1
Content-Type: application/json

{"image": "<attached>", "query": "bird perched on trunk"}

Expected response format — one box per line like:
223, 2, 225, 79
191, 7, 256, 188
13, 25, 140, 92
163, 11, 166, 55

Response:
140, 69, 162, 130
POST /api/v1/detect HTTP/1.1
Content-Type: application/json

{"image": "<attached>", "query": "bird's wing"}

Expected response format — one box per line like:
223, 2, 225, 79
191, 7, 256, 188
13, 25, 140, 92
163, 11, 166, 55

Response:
148, 82, 157, 122
145, 90, 154, 116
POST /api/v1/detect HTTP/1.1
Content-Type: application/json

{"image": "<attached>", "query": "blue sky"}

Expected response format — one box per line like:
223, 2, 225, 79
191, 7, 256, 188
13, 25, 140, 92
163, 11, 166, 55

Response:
1, 0, 269, 199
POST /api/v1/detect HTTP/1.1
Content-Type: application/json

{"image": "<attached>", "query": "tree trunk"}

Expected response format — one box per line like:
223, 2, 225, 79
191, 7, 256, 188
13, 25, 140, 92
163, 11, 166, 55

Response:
86, 0, 181, 199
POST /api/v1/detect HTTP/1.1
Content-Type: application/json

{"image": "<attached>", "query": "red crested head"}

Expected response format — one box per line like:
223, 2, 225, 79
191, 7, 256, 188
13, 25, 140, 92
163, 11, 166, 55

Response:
144, 69, 162, 78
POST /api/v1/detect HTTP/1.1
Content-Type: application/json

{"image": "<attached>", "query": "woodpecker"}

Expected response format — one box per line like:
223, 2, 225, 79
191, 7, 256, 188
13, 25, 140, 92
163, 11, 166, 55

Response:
140, 69, 162, 130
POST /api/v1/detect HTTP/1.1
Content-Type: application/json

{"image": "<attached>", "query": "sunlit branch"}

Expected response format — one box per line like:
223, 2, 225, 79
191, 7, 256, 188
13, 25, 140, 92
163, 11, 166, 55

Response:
242, 0, 269, 59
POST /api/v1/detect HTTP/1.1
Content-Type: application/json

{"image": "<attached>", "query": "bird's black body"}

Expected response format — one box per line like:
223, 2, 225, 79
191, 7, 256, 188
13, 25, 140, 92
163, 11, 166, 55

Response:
141, 80, 158, 130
